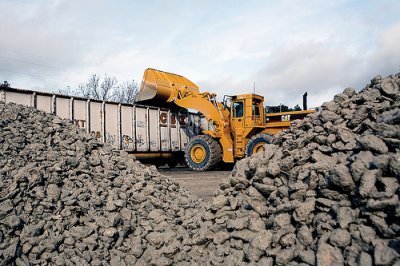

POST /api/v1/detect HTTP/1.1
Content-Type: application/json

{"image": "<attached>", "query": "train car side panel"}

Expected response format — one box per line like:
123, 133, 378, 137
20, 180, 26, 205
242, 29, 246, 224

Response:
135, 106, 148, 151
104, 103, 119, 149
121, 105, 135, 150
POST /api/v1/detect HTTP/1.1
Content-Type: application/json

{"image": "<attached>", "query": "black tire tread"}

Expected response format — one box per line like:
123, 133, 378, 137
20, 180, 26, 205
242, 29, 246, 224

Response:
245, 133, 273, 157
185, 135, 222, 171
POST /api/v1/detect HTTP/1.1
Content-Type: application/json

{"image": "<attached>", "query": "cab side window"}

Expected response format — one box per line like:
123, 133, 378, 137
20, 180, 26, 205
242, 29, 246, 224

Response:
252, 102, 260, 117
233, 102, 243, 117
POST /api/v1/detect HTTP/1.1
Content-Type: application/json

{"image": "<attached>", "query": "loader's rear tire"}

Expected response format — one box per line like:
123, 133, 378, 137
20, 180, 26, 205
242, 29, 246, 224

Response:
245, 133, 273, 157
185, 135, 222, 171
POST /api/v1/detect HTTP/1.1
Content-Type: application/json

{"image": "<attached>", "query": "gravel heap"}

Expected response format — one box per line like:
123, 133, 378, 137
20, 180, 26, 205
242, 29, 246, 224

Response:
1, 73, 399, 266
0, 103, 206, 265
198, 74, 400, 265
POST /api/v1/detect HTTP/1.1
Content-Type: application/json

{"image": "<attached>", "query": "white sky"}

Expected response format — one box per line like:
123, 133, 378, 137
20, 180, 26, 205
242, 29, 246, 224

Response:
0, 0, 399, 107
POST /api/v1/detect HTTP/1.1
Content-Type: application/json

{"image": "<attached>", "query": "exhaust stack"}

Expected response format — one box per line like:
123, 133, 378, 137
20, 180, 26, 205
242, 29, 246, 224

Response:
303, 92, 308, 110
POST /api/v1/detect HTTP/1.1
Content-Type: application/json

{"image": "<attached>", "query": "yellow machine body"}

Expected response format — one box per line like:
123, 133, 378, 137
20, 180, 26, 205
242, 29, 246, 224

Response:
136, 68, 314, 164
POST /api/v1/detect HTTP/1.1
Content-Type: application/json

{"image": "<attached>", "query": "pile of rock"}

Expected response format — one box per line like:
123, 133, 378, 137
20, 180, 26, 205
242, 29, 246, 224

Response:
1, 73, 399, 265
197, 74, 399, 265
0, 103, 206, 265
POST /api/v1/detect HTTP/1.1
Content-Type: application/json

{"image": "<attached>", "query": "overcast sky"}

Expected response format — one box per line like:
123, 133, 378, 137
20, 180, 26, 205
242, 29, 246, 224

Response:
1, 0, 399, 107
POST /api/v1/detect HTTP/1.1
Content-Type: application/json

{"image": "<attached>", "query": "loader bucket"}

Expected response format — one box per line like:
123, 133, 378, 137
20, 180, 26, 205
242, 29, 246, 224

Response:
135, 68, 200, 103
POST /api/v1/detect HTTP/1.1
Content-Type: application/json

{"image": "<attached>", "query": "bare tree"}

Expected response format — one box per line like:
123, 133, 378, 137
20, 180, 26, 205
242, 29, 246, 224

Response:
100, 75, 117, 101
77, 74, 116, 101
75, 74, 138, 103
88, 74, 101, 99
77, 83, 91, 98
76, 74, 99, 99
113, 80, 139, 104
57, 86, 77, 96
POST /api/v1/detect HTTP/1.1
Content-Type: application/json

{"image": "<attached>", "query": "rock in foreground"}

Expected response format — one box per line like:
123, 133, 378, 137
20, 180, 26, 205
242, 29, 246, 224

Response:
197, 74, 400, 265
0, 103, 205, 265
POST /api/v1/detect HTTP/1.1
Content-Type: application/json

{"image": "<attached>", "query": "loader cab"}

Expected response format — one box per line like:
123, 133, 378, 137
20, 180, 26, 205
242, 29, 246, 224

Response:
230, 94, 265, 129
229, 94, 266, 158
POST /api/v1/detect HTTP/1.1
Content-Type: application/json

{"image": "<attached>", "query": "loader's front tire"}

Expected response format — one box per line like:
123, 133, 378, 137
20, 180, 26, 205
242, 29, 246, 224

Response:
245, 133, 273, 157
185, 135, 222, 171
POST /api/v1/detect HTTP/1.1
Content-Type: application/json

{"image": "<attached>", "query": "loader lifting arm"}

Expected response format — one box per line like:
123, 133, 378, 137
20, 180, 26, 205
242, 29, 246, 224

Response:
173, 92, 234, 163
136, 68, 235, 163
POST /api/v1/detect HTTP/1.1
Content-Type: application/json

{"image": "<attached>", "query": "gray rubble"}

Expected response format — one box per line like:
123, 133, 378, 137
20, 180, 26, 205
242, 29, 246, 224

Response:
0, 103, 206, 265
199, 73, 400, 265
1, 73, 400, 265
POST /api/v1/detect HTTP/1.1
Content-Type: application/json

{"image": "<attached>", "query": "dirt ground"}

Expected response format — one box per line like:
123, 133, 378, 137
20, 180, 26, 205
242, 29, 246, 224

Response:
158, 167, 232, 201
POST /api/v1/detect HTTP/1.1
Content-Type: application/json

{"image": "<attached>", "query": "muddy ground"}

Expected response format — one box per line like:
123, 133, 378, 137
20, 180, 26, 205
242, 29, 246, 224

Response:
158, 167, 232, 201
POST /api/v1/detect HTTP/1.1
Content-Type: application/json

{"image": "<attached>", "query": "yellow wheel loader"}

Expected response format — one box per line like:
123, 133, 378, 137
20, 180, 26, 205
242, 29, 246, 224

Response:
136, 68, 314, 171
